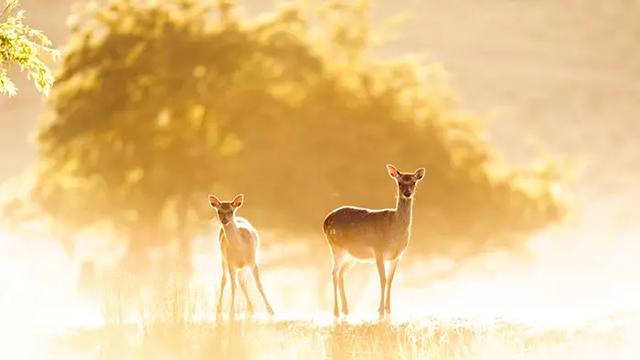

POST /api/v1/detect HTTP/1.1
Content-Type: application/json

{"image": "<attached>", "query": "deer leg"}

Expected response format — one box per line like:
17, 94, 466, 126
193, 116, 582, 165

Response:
339, 261, 354, 315
332, 264, 340, 318
216, 261, 228, 316
228, 264, 237, 321
252, 265, 274, 315
331, 248, 347, 318
385, 259, 399, 315
375, 255, 387, 319
239, 271, 254, 314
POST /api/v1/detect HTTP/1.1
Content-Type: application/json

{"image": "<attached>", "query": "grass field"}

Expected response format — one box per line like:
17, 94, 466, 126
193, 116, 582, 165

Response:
48, 313, 640, 360
3, 227, 639, 360
3, 236, 639, 360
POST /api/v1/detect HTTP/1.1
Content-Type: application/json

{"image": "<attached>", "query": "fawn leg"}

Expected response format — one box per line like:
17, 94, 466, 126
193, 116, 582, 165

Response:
252, 265, 274, 315
228, 264, 237, 321
239, 271, 254, 314
216, 263, 227, 316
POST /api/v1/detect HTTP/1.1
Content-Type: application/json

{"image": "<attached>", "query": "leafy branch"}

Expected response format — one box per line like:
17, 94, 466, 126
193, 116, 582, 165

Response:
0, 0, 59, 97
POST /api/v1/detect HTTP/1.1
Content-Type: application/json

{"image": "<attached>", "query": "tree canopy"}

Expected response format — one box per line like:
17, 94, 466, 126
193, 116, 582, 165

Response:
22, 0, 563, 271
0, 0, 57, 96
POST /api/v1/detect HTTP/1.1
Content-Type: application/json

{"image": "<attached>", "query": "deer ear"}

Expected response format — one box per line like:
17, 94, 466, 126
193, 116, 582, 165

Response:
208, 195, 221, 208
414, 168, 426, 180
232, 194, 244, 208
386, 164, 400, 179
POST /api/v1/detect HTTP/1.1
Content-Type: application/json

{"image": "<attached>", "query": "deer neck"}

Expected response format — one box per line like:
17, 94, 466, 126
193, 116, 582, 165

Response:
394, 194, 413, 228
222, 219, 242, 243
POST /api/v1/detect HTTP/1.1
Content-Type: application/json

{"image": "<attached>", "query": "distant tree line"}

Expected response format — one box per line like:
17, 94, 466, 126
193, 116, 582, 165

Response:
6, 0, 564, 273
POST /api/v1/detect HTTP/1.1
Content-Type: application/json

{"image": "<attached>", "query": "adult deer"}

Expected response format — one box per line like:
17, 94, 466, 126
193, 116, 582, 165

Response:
209, 194, 274, 320
323, 165, 425, 319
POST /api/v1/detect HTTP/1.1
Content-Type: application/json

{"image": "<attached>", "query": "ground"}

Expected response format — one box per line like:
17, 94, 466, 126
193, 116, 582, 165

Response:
48, 314, 639, 359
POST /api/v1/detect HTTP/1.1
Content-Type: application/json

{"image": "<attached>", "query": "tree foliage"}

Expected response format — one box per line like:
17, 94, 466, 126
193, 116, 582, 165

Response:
0, 0, 58, 96
26, 0, 563, 269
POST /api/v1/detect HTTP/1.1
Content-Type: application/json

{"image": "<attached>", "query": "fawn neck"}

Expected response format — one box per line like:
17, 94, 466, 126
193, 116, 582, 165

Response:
221, 219, 242, 242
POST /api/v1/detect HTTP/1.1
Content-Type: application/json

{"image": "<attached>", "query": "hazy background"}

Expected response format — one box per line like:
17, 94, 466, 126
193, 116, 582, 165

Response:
1, 0, 639, 339
3, 0, 639, 201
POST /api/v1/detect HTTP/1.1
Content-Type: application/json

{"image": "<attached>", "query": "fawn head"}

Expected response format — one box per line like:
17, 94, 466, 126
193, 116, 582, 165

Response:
208, 194, 244, 225
387, 164, 426, 199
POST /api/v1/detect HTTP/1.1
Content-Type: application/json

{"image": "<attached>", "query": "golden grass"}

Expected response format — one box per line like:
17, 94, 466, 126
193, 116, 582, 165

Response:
50, 314, 640, 360
38, 275, 639, 359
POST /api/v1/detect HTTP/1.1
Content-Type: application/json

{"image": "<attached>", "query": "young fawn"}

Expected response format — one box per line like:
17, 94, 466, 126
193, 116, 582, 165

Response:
323, 164, 425, 319
209, 194, 274, 319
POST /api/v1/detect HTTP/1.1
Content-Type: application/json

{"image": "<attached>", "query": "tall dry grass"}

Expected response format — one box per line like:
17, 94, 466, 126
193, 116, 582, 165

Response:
50, 280, 640, 360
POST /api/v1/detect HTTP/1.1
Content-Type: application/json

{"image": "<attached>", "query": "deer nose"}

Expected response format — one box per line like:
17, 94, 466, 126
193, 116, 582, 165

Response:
403, 190, 412, 197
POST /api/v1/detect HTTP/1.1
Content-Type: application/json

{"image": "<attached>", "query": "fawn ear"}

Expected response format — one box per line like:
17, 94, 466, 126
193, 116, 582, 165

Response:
386, 164, 400, 179
208, 195, 221, 208
414, 168, 426, 180
232, 194, 244, 208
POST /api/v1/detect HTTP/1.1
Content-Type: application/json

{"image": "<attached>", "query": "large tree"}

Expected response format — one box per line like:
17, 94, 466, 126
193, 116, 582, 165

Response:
0, 0, 57, 96
20, 0, 563, 272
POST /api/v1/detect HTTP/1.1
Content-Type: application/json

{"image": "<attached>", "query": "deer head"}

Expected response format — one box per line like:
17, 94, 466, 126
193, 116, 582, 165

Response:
208, 194, 244, 225
386, 164, 426, 199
